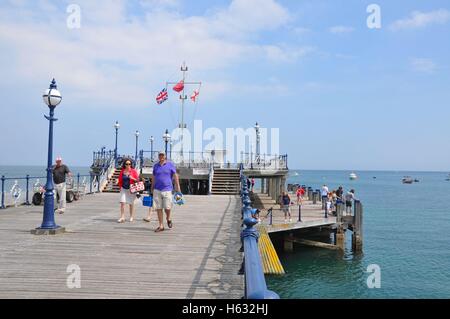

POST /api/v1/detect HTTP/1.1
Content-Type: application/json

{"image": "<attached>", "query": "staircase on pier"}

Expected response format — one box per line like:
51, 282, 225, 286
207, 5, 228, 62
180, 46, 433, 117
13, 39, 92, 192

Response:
103, 168, 121, 193
211, 169, 240, 195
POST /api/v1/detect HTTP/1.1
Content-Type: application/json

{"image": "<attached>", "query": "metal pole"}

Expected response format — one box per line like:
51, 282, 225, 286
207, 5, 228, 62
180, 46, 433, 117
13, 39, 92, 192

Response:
150, 138, 154, 162
89, 174, 93, 194
25, 175, 30, 205
40, 104, 58, 229
298, 204, 302, 222
135, 134, 138, 165
1, 175, 5, 209
77, 173, 80, 191
324, 197, 328, 218
114, 125, 119, 167
180, 62, 188, 159
97, 174, 101, 193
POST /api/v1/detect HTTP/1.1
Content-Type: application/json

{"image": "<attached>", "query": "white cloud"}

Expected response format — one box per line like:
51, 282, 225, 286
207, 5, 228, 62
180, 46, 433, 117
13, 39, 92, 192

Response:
329, 26, 354, 34
0, 0, 305, 108
390, 9, 450, 30
410, 58, 437, 73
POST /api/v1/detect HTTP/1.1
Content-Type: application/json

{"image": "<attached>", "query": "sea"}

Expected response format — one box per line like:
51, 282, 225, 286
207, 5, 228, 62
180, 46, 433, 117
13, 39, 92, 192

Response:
1, 166, 449, 298
266, 170, 450, 299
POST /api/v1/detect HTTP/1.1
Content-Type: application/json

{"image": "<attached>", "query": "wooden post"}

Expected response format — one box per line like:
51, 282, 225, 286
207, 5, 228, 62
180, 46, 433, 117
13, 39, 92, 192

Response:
352, 200, 363, 252
336, 203, 345, 250
283, 233, 294, 252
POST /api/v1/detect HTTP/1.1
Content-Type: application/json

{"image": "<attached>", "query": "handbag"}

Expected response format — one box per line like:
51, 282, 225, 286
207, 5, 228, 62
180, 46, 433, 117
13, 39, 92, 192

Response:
130, 181, 145, 194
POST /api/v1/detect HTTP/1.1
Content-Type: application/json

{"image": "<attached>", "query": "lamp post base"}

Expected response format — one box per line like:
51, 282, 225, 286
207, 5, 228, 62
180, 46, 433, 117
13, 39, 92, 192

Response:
31, 226, 66, 236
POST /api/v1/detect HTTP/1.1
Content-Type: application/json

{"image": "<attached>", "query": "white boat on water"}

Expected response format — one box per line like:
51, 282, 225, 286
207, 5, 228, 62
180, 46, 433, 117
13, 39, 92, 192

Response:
349, 172, 358, 180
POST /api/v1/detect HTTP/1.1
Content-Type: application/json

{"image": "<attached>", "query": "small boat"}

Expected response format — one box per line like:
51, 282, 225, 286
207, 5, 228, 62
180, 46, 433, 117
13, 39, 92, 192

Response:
402, 176, 413, 184
446, 174, 450, 181
349, 172, 358, 180
414, 179, 420, 183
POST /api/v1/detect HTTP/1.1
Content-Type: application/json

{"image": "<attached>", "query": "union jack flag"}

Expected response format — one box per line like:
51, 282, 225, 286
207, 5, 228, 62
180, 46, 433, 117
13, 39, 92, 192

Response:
156, 88, 168, 105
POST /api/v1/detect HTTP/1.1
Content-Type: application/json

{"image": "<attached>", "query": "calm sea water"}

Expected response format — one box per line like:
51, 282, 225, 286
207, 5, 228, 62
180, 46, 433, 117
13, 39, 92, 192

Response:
266, 170, 450, 299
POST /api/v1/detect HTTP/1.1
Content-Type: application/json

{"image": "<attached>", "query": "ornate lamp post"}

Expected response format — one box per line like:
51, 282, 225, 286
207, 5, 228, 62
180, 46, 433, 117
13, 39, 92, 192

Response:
163, 129, 171, 157
150, 136, 154, 162
255, 122, 261, 164
169, 141, 173, 160
32, 79, 65, 235
114, 121, 120, 166
134, 130, 140, 165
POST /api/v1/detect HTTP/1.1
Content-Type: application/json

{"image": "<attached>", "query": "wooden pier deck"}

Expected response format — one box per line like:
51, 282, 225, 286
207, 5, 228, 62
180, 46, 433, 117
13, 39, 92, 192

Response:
259, 195, 337, 233
0, 193, 244, 299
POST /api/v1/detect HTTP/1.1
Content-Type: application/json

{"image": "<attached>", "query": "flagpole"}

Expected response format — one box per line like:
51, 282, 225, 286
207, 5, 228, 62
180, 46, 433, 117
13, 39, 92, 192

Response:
180, 62, 188, 161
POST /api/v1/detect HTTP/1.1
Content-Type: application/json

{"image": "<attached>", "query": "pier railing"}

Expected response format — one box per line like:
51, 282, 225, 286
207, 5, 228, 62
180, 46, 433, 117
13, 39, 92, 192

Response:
240, 173, 279, 299
241, 153, 288, 170
0, 172, 103, 210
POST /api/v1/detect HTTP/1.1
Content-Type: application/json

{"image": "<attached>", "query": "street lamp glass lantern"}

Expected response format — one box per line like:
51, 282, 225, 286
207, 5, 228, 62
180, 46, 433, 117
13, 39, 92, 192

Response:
135, 130, 140, 137
150, 136, 154, 142
163, 129, 171, 142
114, 121, 120, 130
42, 79, 62, 107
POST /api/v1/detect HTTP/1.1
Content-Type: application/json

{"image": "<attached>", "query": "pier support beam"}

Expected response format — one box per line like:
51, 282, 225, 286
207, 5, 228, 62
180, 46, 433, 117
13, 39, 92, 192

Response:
352, 200, 363, 252
283, 233, 294, 252
261, 178, 265, 194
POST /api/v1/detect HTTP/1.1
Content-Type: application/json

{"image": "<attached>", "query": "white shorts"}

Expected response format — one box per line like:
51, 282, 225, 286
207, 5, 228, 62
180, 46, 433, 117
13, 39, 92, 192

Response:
120, 188, 136, 205
153, 190, 172, 210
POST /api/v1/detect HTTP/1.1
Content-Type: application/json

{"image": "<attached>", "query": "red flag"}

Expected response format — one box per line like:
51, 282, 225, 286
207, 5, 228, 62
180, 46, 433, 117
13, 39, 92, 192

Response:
190, 89, 199, 102
173, 80, 184, 92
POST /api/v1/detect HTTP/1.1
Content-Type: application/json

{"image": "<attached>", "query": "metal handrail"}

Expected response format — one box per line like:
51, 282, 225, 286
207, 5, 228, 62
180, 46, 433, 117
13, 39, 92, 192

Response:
1, 172, 102, 209
239, 173, 279, 299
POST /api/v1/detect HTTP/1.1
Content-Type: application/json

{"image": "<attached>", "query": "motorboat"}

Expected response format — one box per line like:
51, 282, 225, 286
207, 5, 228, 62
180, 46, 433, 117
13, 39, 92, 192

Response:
349, 172, 358, 180
446, 174, 450, 181
402, 176, 414, 184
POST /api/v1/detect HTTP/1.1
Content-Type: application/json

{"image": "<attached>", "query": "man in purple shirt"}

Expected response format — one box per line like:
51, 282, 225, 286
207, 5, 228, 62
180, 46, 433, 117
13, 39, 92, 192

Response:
151, 151, 181, 232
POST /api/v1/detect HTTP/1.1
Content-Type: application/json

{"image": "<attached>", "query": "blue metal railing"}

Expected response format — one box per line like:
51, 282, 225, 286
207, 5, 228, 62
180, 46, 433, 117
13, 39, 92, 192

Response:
0, 173, 101, 210
240, 172, 279, 299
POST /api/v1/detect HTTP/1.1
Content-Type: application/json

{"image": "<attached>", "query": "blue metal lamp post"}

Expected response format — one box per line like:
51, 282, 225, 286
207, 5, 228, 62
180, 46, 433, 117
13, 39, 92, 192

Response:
150, 136, 154, 162
114, 121, 120, 167
32, 79, 65, 235
163, 129, 171, 157
134, 130, 140, 165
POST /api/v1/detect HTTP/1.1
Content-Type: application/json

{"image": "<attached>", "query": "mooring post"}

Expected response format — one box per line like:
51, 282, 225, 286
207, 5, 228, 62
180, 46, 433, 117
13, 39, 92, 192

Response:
283, 233, 294, 252
336, 202, 345, 249
298, 204, 302, 222
25, 175, 30, 205
1, 176, 5, 209
352, 200, 363, 252
324, 197, 328, 218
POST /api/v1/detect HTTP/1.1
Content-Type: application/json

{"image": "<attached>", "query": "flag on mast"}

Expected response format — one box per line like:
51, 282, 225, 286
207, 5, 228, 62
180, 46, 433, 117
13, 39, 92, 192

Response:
190, 89, 199, 102
156, 88, 168, 104
173, 80, 184, 92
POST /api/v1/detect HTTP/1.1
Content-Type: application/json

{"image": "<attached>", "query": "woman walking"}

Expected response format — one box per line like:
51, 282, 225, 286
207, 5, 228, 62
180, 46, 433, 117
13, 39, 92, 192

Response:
117, 159, 139, 223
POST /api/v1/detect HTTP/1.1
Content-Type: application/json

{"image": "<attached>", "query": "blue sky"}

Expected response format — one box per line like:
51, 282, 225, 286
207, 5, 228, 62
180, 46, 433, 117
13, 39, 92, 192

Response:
0, 0, 449, 171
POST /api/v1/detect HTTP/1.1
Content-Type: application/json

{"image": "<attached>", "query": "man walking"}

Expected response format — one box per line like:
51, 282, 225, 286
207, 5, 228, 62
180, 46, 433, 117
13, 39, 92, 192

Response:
52, 156, 72, 214
151, 151, 181, 232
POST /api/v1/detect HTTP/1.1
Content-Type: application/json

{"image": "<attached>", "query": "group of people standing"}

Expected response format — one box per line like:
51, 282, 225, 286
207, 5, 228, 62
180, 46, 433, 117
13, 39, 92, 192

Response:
321, 185, 356, 215
116, 151, 180, 233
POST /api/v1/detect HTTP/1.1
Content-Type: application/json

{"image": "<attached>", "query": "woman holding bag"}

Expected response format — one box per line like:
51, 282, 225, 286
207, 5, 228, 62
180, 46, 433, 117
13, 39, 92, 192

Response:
117, 158, 140, 223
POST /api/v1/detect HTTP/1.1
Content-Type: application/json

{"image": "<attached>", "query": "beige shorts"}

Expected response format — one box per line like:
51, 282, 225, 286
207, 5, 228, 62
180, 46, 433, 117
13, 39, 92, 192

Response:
120, 188, 136, 205
153, 190, 172, 210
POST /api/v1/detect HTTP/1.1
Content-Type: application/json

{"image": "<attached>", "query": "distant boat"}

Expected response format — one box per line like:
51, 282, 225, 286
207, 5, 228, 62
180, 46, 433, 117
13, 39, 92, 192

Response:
402, 176, 414, 184
446, 174, 450, 181
349, 172, 358, 180
414, 179, 420, 183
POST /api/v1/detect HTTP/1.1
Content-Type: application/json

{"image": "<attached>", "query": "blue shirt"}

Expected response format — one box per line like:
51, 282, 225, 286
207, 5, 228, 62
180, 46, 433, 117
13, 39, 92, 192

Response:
122, 175, 130, 190
153, 161, 176, 192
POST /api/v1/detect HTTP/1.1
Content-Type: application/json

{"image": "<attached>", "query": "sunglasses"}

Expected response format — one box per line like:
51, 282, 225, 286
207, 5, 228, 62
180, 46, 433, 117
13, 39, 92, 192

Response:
125, 163, 131, 166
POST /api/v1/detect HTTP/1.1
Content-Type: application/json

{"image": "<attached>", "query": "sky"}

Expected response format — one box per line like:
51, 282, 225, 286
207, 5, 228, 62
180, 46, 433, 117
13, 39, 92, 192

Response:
0, 0, 449, 171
